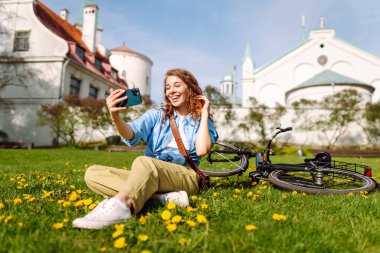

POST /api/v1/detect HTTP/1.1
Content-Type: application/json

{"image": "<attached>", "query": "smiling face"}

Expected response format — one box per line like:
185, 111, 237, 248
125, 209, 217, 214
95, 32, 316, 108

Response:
165, 75, 190, 114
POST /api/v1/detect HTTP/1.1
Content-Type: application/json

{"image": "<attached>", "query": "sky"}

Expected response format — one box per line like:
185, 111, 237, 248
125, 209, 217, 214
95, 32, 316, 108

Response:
42, 0, 380, 104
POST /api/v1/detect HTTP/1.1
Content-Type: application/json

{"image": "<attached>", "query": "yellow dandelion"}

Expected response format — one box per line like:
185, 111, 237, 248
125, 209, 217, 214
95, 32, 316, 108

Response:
291, 191, 298, 196
302, 192, 307, 196
234, 188, 241, 193
139, 216, 147, 225
0, 202, 4, 209
62, 201, 71, 207
112, 229, 123, 238
4, 215, 13, 224
74, 200, 84, 207
166, 223, 177, 232
88, 203, 97, 210
361, 194, 368, 199
171, 215, 182, 224
161, 210, 172, 221
272, 213, 287, 221
190, 196, 198, 201
83, 198, 93, 206
200, 203, 208, 209
178, 237, 188, 246
196, 214, 208, 224
113, 237, 127, 249
69, 192, 79, 201
13, 198, 22, 204
18, 222, 23, 228
245, 224, 257, 231
99, 246, 107, 252
140, 250, 152, 253
247, 192, 253, 197
114, 224, 125, 231
167, 202, 176, 210
186, 220, 197, 227
138, 234, 149, 242
212, 192, 220, 197
282, 194, 287, 200
28, 197, 35, 202
70, 185, 76, 189
347, 192, 354, 197
186, 206, 197, 212
52, 223, 64, 229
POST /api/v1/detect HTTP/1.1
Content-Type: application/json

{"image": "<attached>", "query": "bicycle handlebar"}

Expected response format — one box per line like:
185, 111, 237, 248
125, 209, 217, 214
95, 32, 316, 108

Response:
281, 127, 293, 133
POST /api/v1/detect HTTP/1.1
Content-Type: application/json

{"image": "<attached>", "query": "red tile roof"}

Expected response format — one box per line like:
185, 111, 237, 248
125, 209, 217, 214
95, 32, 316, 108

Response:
33, 1, 127, 88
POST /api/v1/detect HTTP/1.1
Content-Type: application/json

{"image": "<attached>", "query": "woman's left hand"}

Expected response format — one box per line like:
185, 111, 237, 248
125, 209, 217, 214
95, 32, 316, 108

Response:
197, 95, 210, 115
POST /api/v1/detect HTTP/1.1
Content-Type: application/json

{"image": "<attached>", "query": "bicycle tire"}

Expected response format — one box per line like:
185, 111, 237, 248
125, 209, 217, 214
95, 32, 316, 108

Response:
268, 168, 376, 194
199, 141, 249, 177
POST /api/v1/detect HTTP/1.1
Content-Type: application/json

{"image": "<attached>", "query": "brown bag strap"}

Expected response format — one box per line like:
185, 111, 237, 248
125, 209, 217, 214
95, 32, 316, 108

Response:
169, 114, 210, 187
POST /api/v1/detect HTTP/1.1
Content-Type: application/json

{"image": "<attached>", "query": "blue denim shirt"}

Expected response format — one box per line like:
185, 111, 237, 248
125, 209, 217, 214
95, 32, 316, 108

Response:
122, 108, 218, 166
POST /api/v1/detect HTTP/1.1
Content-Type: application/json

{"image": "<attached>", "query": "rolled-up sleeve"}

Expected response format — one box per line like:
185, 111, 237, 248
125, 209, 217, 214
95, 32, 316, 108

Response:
208, 118, 219, 145
121, 109, 160, 146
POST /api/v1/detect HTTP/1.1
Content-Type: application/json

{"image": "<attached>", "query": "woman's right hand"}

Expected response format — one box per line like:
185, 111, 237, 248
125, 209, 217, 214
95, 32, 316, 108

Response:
106, 88, 128, 118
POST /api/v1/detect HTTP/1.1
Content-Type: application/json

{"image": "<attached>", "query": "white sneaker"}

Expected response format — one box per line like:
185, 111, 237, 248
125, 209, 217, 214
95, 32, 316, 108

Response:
159, 191, 189, 208
72, 198, 131, 229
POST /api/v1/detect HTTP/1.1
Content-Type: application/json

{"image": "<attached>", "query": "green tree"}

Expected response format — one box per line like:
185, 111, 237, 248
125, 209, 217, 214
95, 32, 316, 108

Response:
246, 97, 286, 144
361, 102, 380, 147
291, 89, 363, 148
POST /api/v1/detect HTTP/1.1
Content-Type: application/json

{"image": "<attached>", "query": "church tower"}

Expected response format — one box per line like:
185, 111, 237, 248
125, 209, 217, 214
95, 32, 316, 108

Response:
241, 44, 255, 106
242, 44, 254, 81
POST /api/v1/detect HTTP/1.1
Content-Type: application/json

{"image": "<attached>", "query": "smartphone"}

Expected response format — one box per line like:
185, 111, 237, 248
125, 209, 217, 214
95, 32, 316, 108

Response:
116, 88, 142, 107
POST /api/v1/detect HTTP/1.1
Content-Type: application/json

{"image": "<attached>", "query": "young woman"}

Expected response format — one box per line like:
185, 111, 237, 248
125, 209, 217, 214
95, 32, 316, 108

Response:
73, 68, 218, 229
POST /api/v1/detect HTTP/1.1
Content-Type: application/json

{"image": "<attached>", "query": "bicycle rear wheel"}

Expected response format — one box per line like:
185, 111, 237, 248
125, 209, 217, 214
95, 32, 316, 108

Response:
268, 168, 376, 194
199, 141, 249, 177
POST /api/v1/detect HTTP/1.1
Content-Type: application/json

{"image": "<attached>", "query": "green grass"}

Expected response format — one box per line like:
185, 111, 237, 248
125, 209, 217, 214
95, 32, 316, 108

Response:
1, 148, 380, 253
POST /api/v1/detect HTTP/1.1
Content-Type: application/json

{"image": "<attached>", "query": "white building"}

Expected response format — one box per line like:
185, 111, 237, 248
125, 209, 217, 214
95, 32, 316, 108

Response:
242, 19, 380, 108
0, 0, 130, 146
110, 43, 153, 97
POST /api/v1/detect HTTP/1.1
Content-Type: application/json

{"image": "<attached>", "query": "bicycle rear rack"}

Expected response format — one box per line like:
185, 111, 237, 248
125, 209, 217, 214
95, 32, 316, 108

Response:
331, 160, 372, 177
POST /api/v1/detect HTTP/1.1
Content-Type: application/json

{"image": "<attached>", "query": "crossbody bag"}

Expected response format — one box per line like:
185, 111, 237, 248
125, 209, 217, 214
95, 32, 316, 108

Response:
169, 114, 211, 189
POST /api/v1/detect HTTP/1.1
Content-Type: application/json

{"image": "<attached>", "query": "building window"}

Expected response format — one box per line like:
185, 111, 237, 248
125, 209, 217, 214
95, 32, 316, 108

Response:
89, 85, 98, 99
146, 76, 150, 87
69, 76, 81, 95
121, 70, 126, 80
76, 46, 85, 61
95, 58, 102, 72
13, 31, 31, 51
110, 69, 117, 79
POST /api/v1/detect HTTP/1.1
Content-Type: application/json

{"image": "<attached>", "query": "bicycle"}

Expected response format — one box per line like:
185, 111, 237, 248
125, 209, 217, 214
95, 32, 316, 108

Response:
200, 127, 377, 194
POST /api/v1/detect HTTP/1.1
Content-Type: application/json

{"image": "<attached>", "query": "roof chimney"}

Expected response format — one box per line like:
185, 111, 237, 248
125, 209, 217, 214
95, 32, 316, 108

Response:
60, 9, 69, 21
82, 3, 98, 53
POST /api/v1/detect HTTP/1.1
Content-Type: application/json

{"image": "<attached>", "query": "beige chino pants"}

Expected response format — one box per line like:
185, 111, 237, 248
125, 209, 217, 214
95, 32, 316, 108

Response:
84, 156, 199, 213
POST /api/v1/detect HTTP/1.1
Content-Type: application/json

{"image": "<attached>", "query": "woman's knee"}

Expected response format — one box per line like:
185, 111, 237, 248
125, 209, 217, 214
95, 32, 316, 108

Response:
84, 165, 103, 184
131, 156, 156, 175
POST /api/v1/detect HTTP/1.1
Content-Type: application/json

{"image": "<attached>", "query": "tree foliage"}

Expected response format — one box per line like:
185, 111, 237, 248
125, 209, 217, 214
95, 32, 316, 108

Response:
292, 89, 363, 148
362, 102, 380, 147
245, 97, 286, 144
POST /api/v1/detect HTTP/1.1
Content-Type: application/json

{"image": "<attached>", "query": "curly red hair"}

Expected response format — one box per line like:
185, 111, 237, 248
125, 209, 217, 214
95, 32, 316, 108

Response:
162, 68, 203, 121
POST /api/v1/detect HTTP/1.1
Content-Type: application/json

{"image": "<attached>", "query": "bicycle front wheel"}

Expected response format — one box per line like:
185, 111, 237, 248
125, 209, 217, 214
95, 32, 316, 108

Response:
268, 168, 376, 194
199, 141, 249, 177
